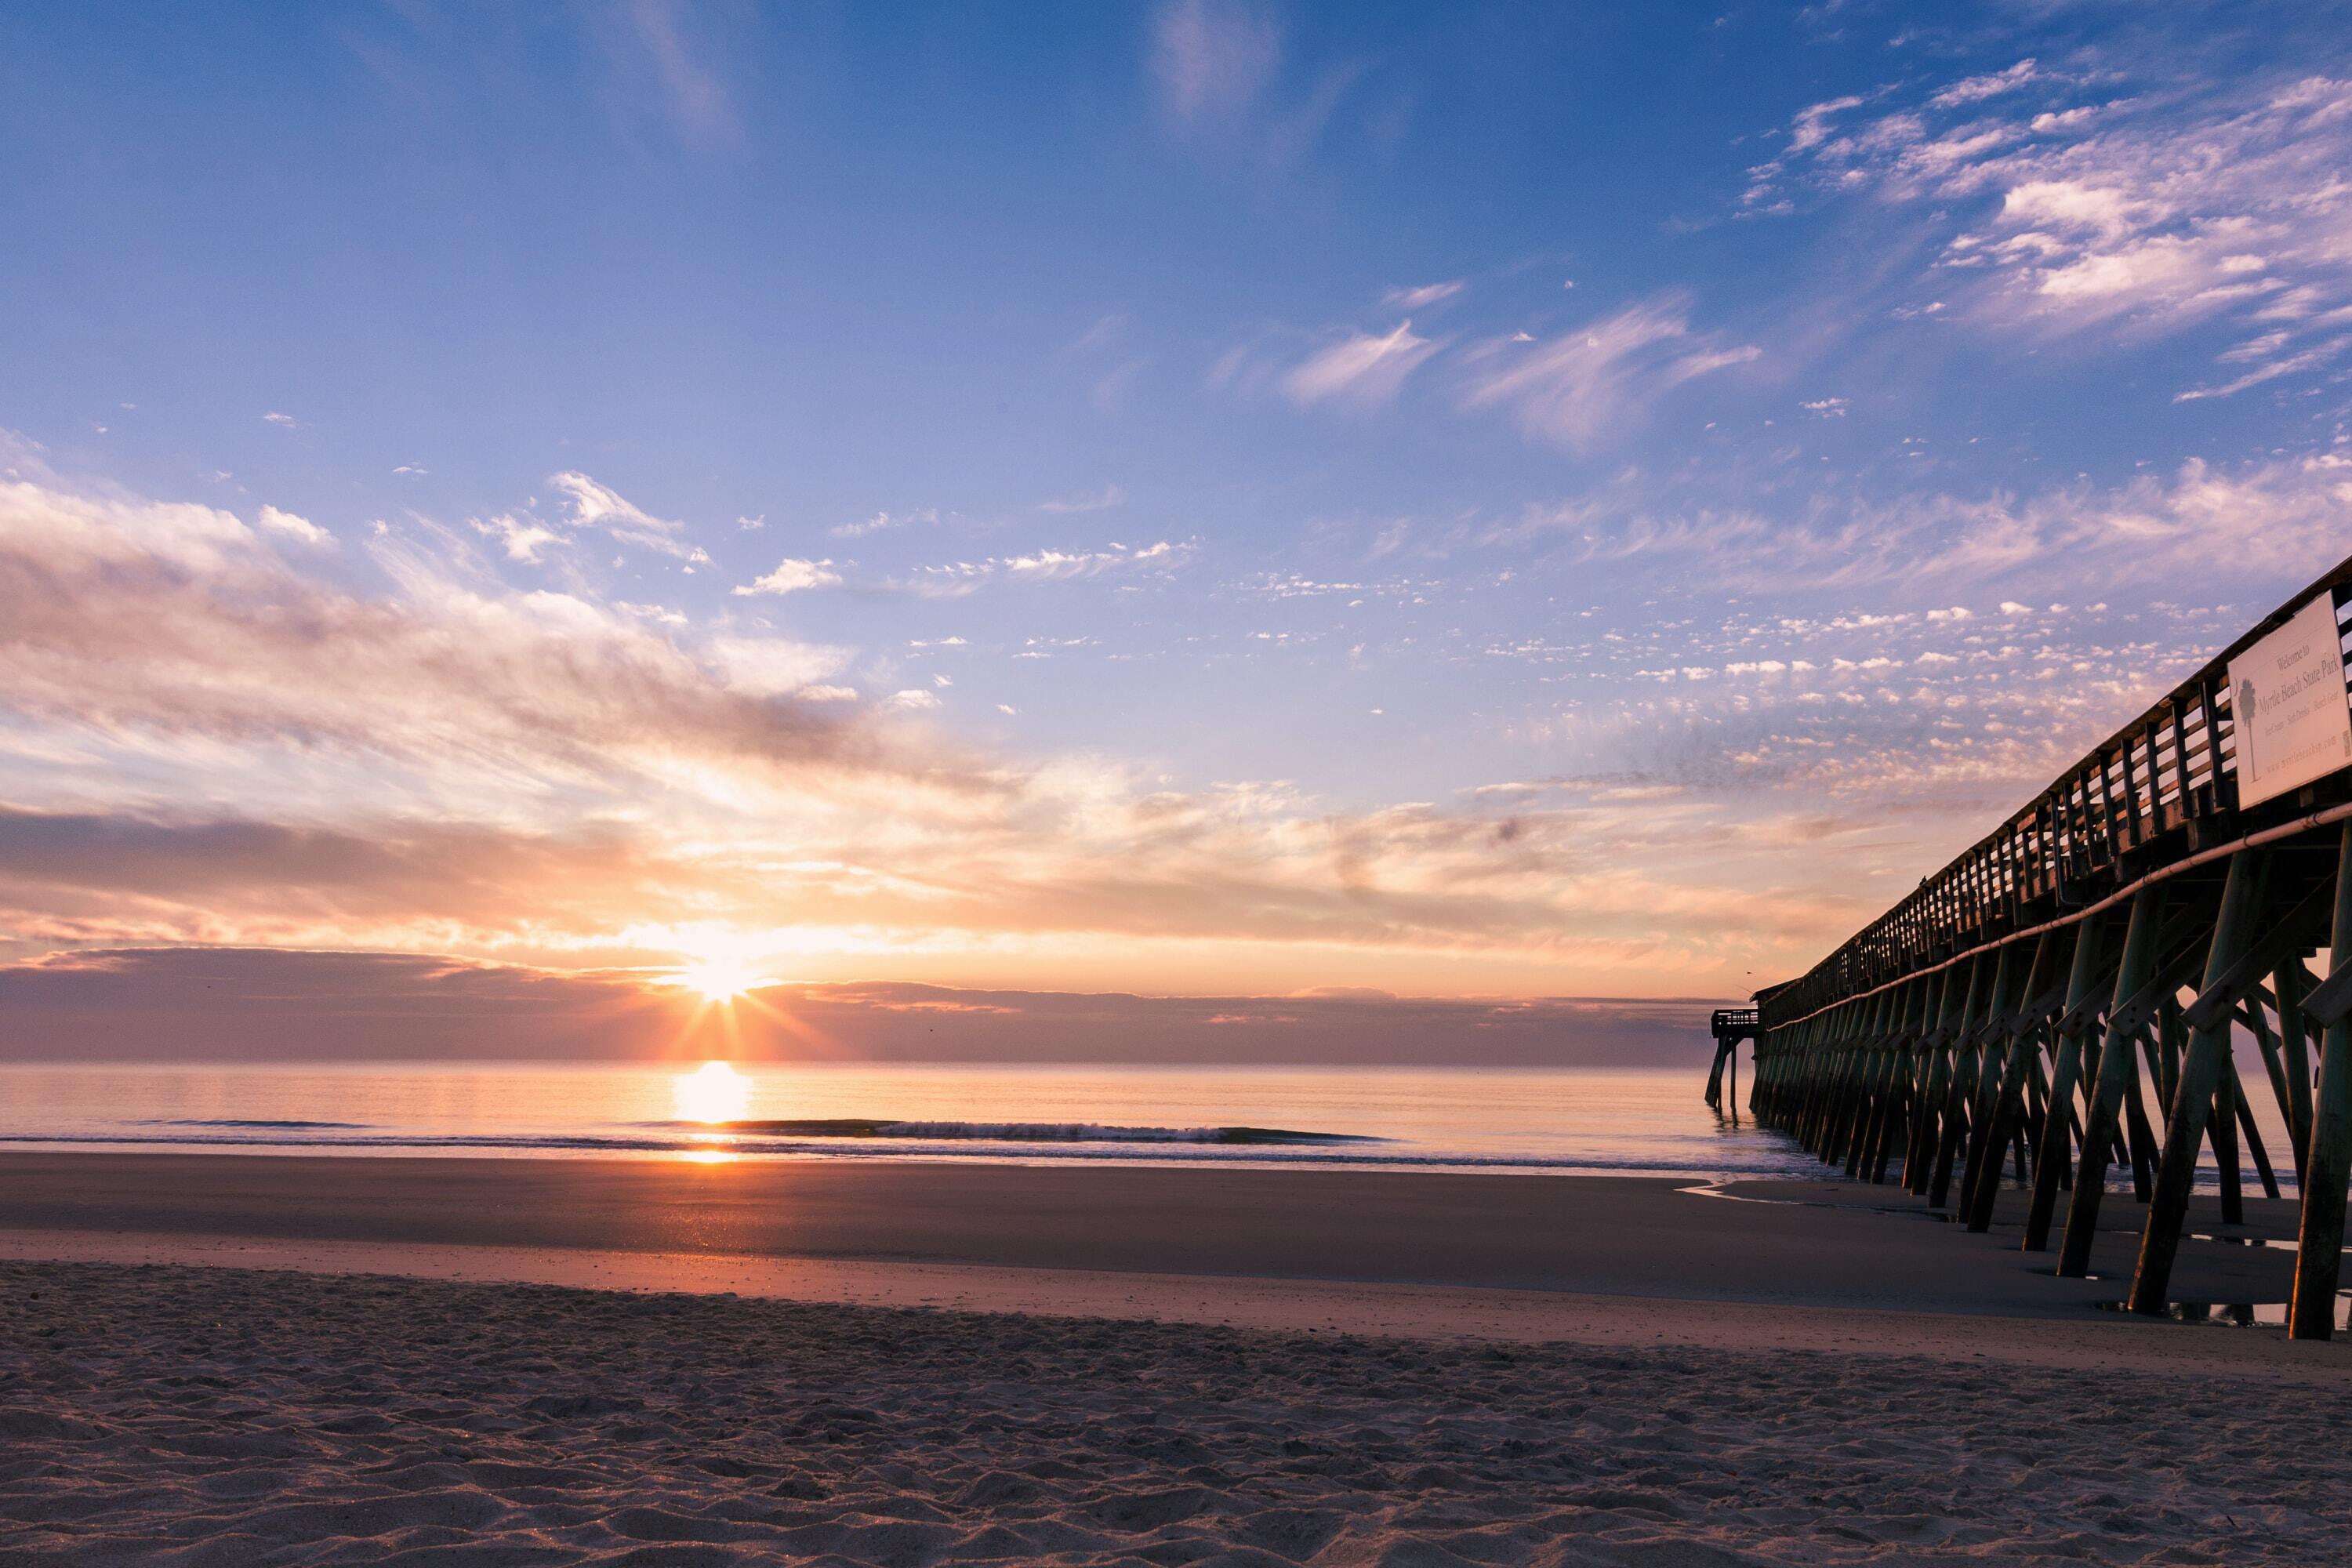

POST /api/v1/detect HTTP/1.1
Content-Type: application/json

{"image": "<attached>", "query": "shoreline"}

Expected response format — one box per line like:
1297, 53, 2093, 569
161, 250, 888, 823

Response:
5, 1225, 2348, 1384
0, 1150, 2338, 1348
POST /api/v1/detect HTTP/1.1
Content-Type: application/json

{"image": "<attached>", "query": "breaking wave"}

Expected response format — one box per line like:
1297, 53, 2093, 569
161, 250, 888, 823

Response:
0, 1124, 1815, 1174
691, 1119, 1372, 1145
140, 1119, 377, 1131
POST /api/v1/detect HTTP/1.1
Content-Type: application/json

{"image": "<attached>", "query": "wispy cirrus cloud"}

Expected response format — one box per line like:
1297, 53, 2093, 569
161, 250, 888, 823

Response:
593, 0, 740, 147
1150, 0, 1282, 125
1929, 58, 2039, 110
1281, 321, 1442, 407
550, 470, 710, 561
1458, 294, 1759, 449
2175, 335, 2352, 402
1037, 485, 1127, 515
1381, 280, 1465, 311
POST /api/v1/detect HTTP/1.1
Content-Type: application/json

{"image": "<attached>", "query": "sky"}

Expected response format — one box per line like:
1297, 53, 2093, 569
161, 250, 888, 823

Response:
5, 1, 2352, 1059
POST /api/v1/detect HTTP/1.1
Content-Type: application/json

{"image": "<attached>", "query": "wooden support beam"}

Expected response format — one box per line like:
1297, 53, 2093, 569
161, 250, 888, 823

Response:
1857, 982, 1914, 1184
2060, 885, 2165, 1278
2273, 958, 2315, 1189
2212, 1057, 2245, 1226
2180, 880, 2334, 1033
2291, 823, 2352, 1339
2120, 1036, 2159, 1201
1837, 994, 1889, 1175
2299, 952, 2352, 1026
1931, 945, 2014, 1208
2025, 910, 2111, 1250
2232, 1067, 2280, 1201
1966, 931, 2064, 1232
2156, 995, 2185, 1115
1907, 960, 1970, 1196
2129, 851, 2270, 1314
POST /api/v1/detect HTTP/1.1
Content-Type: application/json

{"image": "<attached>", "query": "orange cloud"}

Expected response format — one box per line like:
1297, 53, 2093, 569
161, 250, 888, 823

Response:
0, 455, 1901, 997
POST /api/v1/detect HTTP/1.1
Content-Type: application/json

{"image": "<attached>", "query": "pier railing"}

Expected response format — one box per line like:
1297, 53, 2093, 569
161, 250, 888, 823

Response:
1711, 550, 2352, 1341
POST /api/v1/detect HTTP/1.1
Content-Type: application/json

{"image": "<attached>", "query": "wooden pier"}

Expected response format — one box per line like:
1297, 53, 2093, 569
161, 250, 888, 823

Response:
1720, 554, 2352, 1338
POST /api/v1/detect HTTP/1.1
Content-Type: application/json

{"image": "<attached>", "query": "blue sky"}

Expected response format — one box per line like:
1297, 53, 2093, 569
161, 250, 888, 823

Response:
3, 0, 2351, 1011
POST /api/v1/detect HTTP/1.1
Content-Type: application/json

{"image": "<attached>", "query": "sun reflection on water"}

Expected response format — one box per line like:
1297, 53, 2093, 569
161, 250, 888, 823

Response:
673, 1060, 752, 1124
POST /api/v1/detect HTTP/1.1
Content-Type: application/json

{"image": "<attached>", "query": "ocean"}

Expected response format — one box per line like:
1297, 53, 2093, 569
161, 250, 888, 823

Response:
0, 1061, 1833, 1179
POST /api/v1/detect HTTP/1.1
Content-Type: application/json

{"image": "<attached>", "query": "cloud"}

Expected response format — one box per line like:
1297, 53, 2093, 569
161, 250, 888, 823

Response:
732, 557, 843, 596
1514, 452, 2352, 599
1070, 314, 1130, 353
888, 540, 1196, 598
880, 688, 942, 713
705, 637, 852, 697
1459, 294, 1759, 449
1151, 0, 1281, 125
1760, 63, 2352, 390
1037, 485, 1127, 514
1785, 95, 1864, 155
1281, 321, 1440, 407
1091, 358, 1149, 412
1, 458, 1891, 993
597, 0, 739, 145
474, 512, 565, 563
549, 470, 709, 561
1929, 59, 2037, 109
2174, 336, 2351, 401
256, 505, 330, 546
261, 412, 298, 428
830, 507, 937, 539
0, 461, 909, 844
1381, 281, 1465, 311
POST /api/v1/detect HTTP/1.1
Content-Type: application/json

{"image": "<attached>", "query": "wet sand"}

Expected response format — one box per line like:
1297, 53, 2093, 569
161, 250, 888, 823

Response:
5, 1153, 2350, 1564
0, 1152, 2314, 1316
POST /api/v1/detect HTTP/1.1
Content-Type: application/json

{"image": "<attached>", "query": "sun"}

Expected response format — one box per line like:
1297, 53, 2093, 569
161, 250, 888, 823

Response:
673, 1060, 752, 1123
674, 955, 766, 1003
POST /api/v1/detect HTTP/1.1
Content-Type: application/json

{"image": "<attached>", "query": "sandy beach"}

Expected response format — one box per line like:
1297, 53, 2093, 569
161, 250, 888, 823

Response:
5, 1254, 2350, 1566
4, 1155, 2350, 1564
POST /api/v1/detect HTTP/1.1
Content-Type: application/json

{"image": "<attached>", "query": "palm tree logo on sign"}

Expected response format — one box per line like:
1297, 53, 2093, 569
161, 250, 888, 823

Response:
2238, 675, 2259, 782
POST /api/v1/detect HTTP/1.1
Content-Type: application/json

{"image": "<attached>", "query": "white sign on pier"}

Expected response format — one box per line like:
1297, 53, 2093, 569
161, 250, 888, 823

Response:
2228, 593, 2352, 808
